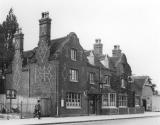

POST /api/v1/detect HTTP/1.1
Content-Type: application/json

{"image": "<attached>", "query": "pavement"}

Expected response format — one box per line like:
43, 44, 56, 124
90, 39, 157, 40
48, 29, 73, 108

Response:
1, 112, 160, 125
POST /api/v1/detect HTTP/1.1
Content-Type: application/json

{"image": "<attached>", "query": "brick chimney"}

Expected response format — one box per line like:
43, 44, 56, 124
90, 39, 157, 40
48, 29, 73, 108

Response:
39, 11, 51, 45
14, 28, 24, 52
94, 39, 103, 57
112, 45, 121, 57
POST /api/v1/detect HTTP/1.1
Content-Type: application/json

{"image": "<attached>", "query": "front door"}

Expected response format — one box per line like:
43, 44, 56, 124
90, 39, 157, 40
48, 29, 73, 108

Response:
89, 96, 96, 114
142, 99, 147, 111
40, 98, 51, 116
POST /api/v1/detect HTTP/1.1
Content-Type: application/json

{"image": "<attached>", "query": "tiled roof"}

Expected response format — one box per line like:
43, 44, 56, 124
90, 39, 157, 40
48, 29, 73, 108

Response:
85, 50, 108, 69
109, 53, 127, 67
23, 49, 36, 59
22, 33, 77, 67
22, 48, 37, 66
84, 50, 91, 56
101, 87, 116, 93
131, 76, 149, 95
50, 36, 68, 55
109, 53, 131, 74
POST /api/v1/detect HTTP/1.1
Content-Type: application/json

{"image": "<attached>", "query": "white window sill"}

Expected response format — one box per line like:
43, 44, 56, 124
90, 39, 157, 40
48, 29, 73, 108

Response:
121, 87, 126, 89
135, 105, 140, 107
90, 82, 95, 84
71, 59, 77, 61
70, 80, 79, 82
66, 107, 81, 109
119, 106, 127, 108
102, 106, 117, 109
103, 84, 110, 88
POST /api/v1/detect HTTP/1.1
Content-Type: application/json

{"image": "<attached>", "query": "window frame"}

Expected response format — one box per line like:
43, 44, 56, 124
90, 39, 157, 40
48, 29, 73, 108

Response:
69, 69, 79, 82
89, 72, 95, 84
103, 75, 110, 88
71, 48, 77, 61
121, 78, 126, 88
135, 95, 140, 107
118, 94, 128, 107
102, 93, 117, 108
66, 92, 82, 109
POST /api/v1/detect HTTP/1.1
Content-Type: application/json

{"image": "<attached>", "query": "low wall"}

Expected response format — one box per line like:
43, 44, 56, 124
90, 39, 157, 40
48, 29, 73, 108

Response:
101, 107, 144, 115
101, 108, 118, 115
119, 108, 128, 114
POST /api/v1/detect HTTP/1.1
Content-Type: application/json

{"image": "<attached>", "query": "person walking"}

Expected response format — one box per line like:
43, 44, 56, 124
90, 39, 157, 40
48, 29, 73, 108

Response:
34, 100, 41, 119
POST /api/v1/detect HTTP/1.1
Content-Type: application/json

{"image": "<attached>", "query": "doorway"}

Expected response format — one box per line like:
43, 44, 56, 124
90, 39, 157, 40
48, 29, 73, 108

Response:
88, 95, 96, 115
40, 98, 51, 116
142, 99, 147, 111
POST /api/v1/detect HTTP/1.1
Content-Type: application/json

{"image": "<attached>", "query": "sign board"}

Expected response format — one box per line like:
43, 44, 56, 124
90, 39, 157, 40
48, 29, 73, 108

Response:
61, 99, 64, 107
6, 89, 17, 99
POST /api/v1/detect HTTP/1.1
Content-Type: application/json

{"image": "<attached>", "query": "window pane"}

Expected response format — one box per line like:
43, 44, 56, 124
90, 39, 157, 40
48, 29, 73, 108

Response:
70, 69, 78, 81
66, 92, 81, 108
71, 49, 77, 61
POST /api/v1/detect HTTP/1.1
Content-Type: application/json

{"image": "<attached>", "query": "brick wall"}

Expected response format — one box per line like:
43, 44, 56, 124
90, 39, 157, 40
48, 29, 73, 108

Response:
57, 35, 88, 116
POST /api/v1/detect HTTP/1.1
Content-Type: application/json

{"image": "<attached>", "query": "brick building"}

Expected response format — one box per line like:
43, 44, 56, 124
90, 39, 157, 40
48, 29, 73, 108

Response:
0, 12, 144, 117
131, 76, 154, 111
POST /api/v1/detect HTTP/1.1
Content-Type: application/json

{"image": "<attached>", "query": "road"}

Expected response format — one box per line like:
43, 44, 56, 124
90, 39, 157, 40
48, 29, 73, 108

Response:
53, 116, 160, 125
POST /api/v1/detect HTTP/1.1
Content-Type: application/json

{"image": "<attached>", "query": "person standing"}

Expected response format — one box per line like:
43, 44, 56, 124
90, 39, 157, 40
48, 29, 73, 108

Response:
34, 100, 41, 119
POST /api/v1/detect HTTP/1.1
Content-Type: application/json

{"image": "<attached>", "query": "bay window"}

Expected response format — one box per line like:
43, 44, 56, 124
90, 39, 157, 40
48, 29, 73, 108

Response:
119, 94, 127, 107
102, 93, 116, 108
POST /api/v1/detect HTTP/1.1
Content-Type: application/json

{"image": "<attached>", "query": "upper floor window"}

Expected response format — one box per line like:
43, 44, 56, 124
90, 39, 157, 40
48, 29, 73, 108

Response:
121, 79, 125, 88
103, 75, 110, 88
71, 49, 77, 61
69, 69, 78, 82
89, 72, 95, 84
105, 75, 110, 85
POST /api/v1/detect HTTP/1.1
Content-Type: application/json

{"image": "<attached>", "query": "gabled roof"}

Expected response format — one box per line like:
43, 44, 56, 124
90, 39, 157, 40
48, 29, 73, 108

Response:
50, 36, 68, 55
109, 53, 127, 67
85, 50, 108, 69
109, 53, 131, 74
131, 76, 151, 95
22, 32, 78, 67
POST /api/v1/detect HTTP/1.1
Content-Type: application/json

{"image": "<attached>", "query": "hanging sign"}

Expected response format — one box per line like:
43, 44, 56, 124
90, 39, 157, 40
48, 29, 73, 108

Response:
6, 89, 17, 99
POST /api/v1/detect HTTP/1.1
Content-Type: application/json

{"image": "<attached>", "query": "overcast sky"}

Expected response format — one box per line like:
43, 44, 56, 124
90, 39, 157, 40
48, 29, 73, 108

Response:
0, 0, 160, 90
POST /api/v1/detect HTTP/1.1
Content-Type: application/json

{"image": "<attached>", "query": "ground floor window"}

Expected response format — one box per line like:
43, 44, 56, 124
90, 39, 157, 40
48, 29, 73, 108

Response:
66, 92, 81, 109
102, 93, 116, 108
118, 94, 127, 107
135, 95, 140, 106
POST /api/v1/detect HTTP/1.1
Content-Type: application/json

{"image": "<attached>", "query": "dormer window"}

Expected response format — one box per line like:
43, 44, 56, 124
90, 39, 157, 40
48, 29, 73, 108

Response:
71, 49, 77, 61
